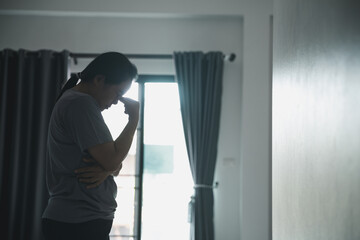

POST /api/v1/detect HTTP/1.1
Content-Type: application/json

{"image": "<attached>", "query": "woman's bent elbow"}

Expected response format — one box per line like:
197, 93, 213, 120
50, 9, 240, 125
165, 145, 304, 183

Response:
103, 162, 120, 172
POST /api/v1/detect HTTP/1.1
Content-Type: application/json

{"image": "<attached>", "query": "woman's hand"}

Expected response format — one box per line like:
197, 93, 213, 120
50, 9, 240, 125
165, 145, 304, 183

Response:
75, 158, 112, 189
119, 97, 139, 123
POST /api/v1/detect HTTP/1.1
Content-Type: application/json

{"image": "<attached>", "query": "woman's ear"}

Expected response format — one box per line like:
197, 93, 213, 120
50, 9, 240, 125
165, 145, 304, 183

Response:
93, 75, 106, 87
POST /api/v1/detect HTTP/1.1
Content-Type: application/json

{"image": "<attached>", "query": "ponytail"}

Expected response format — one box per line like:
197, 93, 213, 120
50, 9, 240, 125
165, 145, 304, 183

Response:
56, 73, 81, 102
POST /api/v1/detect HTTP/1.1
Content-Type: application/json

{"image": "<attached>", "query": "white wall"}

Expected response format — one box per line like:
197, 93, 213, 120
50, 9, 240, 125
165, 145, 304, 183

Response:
0, 1, 273, 240
273, 0, 360, 239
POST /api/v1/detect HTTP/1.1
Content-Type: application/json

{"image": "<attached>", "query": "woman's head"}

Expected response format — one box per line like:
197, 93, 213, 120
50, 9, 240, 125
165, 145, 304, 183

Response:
80, 52, 138, 85
57, 52, 138, 107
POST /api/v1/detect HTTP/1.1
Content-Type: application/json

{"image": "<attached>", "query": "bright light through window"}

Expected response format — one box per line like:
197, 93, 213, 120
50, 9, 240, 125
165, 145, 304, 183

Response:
102, 81, 192, 240
142, 83, 192, 240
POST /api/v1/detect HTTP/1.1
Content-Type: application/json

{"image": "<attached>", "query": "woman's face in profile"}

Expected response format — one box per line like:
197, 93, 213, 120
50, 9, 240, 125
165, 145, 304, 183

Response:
98, 79, 132, 111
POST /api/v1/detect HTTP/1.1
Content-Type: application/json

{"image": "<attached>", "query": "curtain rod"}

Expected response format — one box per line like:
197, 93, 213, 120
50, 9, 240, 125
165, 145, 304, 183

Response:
69, 52, 236, 64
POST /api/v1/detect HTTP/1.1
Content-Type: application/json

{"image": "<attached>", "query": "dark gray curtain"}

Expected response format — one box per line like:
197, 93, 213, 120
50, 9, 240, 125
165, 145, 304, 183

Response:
174, 52, 224, 240
0, 49, 68, 240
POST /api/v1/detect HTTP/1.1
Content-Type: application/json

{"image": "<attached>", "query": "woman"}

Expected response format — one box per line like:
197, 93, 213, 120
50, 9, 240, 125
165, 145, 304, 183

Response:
42, 52, 139, 240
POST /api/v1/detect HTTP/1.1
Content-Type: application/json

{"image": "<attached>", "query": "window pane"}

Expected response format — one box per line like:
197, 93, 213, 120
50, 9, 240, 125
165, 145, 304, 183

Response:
110, 176, 136, 237
142, 83, 192, 240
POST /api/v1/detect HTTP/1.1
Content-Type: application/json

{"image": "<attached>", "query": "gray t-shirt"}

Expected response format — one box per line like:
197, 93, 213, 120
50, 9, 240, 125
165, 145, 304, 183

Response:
42, 89, 117, 223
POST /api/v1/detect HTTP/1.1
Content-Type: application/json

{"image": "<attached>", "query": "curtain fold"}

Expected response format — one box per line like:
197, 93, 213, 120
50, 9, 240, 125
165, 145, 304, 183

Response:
174, 52, 224, 240
0, 49, 68, 240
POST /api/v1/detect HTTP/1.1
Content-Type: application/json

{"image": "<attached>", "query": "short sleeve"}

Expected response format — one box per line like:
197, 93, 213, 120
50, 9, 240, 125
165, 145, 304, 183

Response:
65, 97, 113, 153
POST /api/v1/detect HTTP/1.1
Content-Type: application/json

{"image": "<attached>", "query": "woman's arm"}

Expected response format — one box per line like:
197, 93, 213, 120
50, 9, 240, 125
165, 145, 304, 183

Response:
75, 159, 123, 189
111, 163, 123, 176
87, 97, 139, 172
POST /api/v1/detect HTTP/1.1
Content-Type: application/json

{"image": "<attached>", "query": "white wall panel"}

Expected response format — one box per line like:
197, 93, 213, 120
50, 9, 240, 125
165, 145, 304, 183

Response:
273, 0, 360, 239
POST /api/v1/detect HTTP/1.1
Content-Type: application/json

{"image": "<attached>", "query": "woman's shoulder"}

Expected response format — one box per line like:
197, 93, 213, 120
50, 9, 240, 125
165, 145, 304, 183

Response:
61, 89, 97, 107
55, 90, 99, 118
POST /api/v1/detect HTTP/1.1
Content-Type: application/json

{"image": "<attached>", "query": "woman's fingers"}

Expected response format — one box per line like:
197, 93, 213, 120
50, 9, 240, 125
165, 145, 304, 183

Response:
79, 178, 101, 189
74, 164, 102, 174
83, 157, 96, 163
119, 97, 139, 118
75, 167, 95, 174
79, 177, 98, 183
74, 163, 109, 189
86, 183, 99, 189
77, 172, 98, 178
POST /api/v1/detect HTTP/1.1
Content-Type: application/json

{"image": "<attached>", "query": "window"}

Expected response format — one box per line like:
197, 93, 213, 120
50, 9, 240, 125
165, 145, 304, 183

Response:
102, 75, 193, 240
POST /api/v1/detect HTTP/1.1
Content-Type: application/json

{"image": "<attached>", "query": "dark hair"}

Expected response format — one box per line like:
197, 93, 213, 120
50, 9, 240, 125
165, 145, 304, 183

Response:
57, 52, 137, 101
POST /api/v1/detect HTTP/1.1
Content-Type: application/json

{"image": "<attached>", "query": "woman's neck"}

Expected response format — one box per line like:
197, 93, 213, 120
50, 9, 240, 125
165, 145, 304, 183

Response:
73, 82, 92, 94
72, 82, 102, 107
